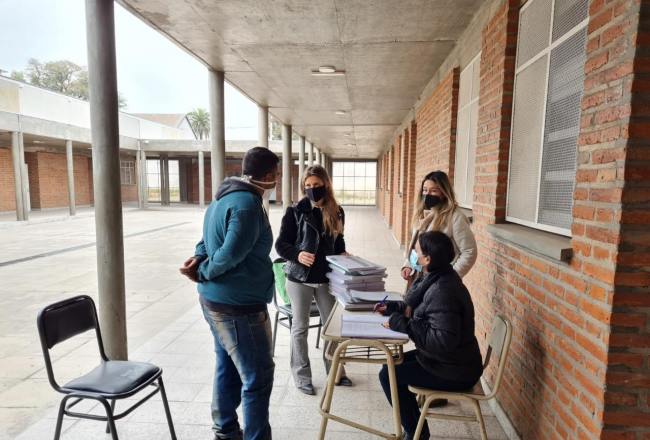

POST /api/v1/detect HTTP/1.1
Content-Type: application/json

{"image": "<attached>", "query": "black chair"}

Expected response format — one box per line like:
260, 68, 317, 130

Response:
271, 260, 323, 356
37, 295, 177, 440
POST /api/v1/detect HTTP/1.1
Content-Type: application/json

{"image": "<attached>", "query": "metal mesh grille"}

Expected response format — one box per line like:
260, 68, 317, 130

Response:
454, 105, 470, 205
507, 55, 549, 222
538, 28, 586, 229
517, 0, 552, 67
552, 0, 589, 42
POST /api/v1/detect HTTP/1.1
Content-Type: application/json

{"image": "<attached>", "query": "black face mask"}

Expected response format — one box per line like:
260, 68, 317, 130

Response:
306, 186, 326, 203
424, 194, 442, 209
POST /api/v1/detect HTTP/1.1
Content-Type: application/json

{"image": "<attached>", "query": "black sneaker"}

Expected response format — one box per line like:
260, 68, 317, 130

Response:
297, 383, 316, 395
335, 375, 353, 387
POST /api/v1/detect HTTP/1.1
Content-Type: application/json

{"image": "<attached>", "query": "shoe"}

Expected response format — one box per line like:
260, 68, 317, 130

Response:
429, 398, 448, 407
401, 430, 430, 440
215, 429, 243, 440
297, 383, 316, 395
335, 375, 353, 386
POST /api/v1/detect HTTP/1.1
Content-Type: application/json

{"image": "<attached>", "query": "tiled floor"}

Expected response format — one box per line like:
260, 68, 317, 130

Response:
1, 205, 507, 440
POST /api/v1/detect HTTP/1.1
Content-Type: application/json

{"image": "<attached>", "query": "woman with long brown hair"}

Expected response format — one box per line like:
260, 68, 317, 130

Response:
402, 171, 477, 285
275, 165, 351, 395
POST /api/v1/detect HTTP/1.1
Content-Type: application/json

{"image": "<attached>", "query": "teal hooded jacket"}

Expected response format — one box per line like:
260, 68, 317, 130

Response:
194, 177, 274, 306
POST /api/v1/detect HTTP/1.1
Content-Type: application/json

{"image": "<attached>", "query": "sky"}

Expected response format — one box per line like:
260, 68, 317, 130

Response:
0, 0, 258, 140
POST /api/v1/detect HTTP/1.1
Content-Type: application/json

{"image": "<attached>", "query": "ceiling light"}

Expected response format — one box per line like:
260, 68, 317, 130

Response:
33, 140, 44, 144
343, 133, 352, 137
335, 110, 346, 115
346, 143, 355, 147
311, 65, 346, 77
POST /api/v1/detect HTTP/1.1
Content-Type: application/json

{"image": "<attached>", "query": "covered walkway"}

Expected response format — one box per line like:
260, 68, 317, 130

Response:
1, 206, 507, 439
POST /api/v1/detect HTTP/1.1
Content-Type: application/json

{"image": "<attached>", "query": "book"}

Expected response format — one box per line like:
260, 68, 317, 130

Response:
349, 290, 402, 303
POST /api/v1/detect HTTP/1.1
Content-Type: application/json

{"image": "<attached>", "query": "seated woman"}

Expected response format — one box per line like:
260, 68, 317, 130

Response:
375, 231, 483, 440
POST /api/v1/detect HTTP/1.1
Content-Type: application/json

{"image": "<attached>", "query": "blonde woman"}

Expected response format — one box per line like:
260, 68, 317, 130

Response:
275, 165, 351, 395
402, 171, 477, 284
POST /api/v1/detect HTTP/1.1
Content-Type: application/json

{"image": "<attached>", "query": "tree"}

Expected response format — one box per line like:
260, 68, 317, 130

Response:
187, 108, 210, 140
11, 58, 127, 109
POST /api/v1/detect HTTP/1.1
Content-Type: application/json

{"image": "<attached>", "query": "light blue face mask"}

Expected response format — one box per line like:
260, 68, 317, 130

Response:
409, 250, 423, 272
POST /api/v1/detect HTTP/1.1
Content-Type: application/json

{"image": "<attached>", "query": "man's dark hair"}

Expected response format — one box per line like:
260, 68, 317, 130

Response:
242, 147, 280, 180
418, 231, 455, 271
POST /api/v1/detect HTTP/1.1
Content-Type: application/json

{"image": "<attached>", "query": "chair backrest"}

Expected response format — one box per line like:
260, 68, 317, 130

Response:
482, 315, 512, 399
36, 295, 106, 390
272, 261, 291, 305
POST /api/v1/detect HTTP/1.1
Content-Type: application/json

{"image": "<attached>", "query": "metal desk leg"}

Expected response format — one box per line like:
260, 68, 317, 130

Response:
318, 341, 346, 440
385, 348, 403, 439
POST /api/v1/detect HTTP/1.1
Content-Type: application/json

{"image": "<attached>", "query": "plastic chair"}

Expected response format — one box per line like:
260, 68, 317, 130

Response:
408, 315, 512, 440
37, 295, 176, 440
271, 260, 323, 356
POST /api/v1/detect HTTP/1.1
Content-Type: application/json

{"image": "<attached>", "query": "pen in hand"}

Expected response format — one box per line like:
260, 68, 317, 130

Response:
373, 295, 389, 315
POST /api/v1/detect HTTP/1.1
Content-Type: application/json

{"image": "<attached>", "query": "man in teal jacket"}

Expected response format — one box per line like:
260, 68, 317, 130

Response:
180, 147, 279, 440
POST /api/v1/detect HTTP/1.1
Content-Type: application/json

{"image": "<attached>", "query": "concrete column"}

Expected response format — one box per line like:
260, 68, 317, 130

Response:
282, 124, 292, 209
308, 141, 314, 167
209, 69, 225, 197
258, 105, 269, 148
160, 155, 170, 205
136, 146, 143, 209
140, 150, 148, 208
320, 151, 326, 167
10, 132, 25, 221
85, 0, 127, 360
314, 147, 320, 165
299, 135, 306, 187
18, 132, 30, 218
198, 150, 205, 208
66, 140, 76, 216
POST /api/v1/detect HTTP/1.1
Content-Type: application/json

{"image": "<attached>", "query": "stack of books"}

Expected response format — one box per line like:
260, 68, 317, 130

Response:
326, 255, 401, 310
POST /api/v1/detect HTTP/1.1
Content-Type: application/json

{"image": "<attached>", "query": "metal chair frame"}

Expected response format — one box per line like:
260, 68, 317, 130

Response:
409, 315, 513, 440
37, 295, 177, 440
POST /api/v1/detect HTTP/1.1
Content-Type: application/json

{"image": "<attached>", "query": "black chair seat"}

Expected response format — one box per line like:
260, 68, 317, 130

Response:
277, 302, 320, 317
63, 361, 160, 395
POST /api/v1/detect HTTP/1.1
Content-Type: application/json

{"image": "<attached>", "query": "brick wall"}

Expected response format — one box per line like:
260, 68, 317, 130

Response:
391, 136, 406, 244
74, 155, 93, 206
0, 148, 16, 212
404, 121, 418, 242
414, 67, 460, 183
25, 152, 41, 209
589, 0, 650, 437
377, 0, 650, 437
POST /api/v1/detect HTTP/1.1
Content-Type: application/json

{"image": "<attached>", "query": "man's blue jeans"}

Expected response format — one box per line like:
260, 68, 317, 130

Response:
201, 304, 275, 440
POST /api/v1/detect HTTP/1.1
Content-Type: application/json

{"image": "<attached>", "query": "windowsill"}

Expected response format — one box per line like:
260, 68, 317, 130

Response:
487, 223, 573, 262
457, 207, 473, 224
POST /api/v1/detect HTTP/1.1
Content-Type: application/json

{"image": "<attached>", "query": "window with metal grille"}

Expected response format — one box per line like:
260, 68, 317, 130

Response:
506, 0, 588, 235
120, 160, 135, 185
454, 52, 481, 208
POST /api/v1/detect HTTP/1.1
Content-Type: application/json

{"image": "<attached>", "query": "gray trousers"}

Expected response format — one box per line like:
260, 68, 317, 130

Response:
285, 279, 345, 386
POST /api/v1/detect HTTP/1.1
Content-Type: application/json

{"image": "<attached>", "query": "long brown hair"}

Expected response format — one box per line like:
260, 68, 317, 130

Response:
301, 165, 343, 237
412, 171, 458, 232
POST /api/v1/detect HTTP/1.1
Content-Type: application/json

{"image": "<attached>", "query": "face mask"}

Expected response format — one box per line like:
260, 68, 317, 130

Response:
250, 178, 277, 190
424, 194, 442, 210
306, 186, 326, 203
409, 249, 423, 273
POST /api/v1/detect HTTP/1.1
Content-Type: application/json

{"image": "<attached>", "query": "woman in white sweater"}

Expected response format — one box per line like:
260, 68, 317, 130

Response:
402, 171, 477, 284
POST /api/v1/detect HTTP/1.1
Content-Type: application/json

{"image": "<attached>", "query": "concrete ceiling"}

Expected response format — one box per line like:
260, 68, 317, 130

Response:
118, 0, 482, 158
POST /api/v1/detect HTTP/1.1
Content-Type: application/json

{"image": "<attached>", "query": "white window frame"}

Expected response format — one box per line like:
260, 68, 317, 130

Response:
454, 52, 481, 209
506, 0, 589, 237
120, 159, 136, 185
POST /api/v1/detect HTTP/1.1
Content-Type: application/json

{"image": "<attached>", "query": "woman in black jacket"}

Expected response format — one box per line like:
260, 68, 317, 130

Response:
375, 231, 483, 440
275, 165, 351, 395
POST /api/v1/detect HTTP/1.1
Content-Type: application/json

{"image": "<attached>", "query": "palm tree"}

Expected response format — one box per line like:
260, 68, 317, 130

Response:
187, 108, 210, 140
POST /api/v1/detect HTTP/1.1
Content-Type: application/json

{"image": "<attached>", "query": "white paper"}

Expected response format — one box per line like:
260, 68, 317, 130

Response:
340, 314, 409, 340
